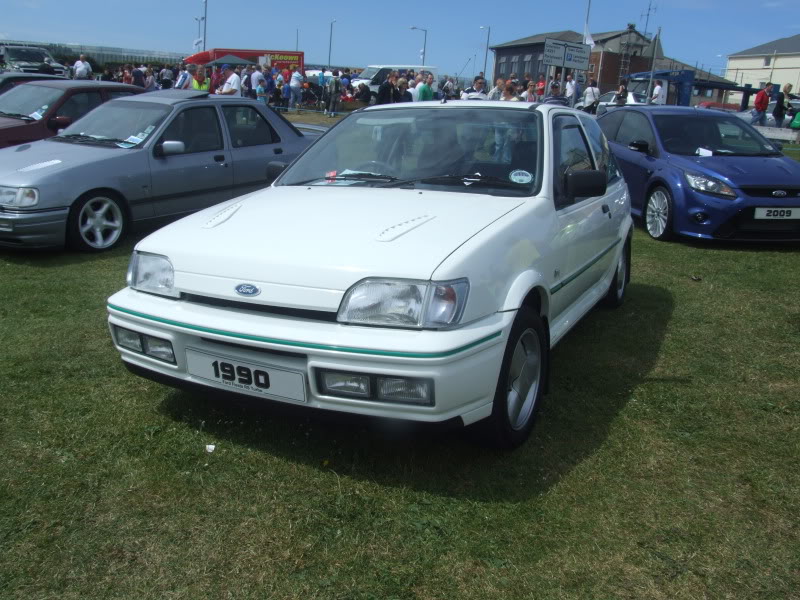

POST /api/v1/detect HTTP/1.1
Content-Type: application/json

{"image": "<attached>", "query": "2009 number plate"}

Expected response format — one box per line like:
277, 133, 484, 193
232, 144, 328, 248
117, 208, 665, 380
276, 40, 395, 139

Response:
186, 348, 306, 402
754, 208, 795, 219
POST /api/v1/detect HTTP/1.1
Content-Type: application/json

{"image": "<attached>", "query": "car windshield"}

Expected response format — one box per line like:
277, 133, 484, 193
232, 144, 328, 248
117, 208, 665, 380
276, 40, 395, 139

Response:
7, 48, 48, 62
0, 84, 63, 120
56, 101, 172, 147
355, 67, 379, 80
653, 114, 780, 156
277, 107, 541, 196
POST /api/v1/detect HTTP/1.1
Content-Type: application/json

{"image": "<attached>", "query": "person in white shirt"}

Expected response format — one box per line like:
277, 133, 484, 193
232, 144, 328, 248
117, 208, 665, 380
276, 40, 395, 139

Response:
73, 55, 92, 80
174, 64, 194, 90
289, 67, 303, 110
460, 76, 488, 100
410, 75, 423, 101
216, 65, 242, 95
651, 80, 667, 105
250, 65, 266, 100
582, 79, 601, 114
565, 75, 576, 103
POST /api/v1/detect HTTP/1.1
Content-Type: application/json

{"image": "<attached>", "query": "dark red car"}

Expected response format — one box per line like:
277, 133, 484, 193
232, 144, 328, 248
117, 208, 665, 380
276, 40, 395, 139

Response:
0, 80, 143, 148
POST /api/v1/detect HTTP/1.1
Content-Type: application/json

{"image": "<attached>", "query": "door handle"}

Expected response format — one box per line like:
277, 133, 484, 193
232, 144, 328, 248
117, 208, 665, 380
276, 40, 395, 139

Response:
602, 204, 610, 213
213, 154, 225, 162
273, 147, 284, 155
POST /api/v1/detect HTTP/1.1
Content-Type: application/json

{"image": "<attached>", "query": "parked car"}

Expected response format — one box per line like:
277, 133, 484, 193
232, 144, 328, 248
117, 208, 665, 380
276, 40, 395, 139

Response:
107, 101, 632, 449
575, 91, 647, 114
0, 72, 66, 96
0, 44, 68, 77
0, 90, 321, 251
597, 105, 800, 241
0, 80, 143, 148
733, 100, 799, 128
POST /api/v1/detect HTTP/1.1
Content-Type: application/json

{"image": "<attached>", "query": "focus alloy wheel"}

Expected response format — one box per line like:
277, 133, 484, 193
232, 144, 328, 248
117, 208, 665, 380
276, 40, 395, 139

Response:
68, 194, 127, 252
645, 187, 673, 241
506, 329, 542, 431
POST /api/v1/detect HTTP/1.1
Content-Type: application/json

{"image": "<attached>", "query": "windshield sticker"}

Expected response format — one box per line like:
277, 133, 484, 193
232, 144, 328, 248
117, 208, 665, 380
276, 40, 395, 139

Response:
29, 111, 43, 121
116, 142, 136, 149
509, 169, 533, 184
124, 135, 143, 145
696, 147, 713, 157
17, 159, 62, 172
134, 131, 149, 140
144, 125, 155, 134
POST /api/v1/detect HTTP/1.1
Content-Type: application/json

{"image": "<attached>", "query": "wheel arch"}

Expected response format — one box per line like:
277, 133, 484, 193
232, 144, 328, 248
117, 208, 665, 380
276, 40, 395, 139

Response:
501, 271, 550, 322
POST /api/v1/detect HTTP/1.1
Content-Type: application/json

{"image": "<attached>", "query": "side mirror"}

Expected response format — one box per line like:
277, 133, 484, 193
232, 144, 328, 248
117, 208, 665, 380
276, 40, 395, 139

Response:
267, 161, 288, 181
565, 170, 607, 199
154, 140, 185, 157
48, 115, 72, 130
628, 139, 650, 154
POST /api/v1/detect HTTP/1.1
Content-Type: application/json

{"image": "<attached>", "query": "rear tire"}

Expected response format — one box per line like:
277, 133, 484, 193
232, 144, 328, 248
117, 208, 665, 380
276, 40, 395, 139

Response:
482, 307, 548, 449
67, 193, 128, 252
601, 237, 630, 308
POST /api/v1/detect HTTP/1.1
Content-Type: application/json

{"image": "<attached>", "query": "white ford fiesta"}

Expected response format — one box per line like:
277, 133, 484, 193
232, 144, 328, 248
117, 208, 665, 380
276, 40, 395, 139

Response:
107, 101, 632, 448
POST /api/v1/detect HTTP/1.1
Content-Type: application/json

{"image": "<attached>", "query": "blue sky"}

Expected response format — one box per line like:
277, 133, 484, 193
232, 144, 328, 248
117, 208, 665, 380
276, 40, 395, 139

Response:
3, 0, 797, 79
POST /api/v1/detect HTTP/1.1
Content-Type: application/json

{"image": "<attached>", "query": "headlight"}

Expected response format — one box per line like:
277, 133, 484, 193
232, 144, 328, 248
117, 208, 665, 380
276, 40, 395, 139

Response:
126, 251, 179, 298
0, 187, 39, 208
338, 278, 469, 329
684, 172, 736, 198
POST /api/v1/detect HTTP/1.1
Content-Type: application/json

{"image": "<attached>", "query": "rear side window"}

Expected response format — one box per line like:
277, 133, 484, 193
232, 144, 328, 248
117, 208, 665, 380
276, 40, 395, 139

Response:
222, 105, 280, 148
552, 114, 595, 208
56, 91, 103, 120
597, 110, 624, 141
160, 106, 223, 153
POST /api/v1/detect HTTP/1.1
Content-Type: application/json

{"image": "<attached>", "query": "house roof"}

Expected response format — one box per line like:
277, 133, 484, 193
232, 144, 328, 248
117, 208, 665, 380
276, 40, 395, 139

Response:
491, 30, 582, 49
730, 33, 800, 57
650, 57, 735, 85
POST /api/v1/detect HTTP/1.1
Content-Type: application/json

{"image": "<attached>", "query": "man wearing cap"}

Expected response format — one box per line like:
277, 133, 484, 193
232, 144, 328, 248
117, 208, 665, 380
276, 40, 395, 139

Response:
216, 64, 242, 96
543, 80, 569, 106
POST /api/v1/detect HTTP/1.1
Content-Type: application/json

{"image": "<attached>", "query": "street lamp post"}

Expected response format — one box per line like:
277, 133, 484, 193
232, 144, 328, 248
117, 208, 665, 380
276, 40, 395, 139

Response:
194, 16, 205, 51
480, 26, 491, 79
410, 26, 428, 65
327, 19, 336, 72
202, 0, 207, 50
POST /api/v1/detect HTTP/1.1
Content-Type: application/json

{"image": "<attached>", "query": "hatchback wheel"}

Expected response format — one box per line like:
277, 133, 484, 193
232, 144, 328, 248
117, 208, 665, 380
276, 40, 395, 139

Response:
645, 186, 674, 241
67, 193, 128, 252
482, 307, 548, 449
602, 238, 630, 308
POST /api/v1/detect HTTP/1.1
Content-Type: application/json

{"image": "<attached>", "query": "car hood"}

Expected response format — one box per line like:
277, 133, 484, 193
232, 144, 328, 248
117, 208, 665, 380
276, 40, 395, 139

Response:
0, 116, 32, 131
0, 139, 133, 184
669, 153, 800, 187
137, 186, 525, 311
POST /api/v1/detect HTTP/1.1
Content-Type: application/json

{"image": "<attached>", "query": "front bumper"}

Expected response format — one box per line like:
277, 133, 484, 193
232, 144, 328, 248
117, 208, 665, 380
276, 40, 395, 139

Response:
675, 189, 800, 242
107, 288, 512, 425
0, 207, 69, 248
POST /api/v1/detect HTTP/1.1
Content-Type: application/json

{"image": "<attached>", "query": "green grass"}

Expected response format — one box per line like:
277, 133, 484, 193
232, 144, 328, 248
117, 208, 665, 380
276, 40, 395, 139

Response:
1, 229, 799, 599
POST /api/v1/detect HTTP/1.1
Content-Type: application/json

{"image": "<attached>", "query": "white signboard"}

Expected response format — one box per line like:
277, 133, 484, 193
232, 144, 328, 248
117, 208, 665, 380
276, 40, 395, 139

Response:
543, 38, 591, 71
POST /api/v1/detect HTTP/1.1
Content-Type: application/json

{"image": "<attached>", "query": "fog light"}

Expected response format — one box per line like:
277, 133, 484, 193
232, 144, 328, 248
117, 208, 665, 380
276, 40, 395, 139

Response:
377, 377, 434, 406
115, 326, 143, 352
319, 370, 371, 398
143, 335, 175, 363
694, 212, 709, 223
0, 220, 12, 232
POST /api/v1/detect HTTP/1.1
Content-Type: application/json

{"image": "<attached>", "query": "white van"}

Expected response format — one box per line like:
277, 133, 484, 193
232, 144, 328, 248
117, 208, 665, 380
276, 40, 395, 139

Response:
351, 65, 439, 101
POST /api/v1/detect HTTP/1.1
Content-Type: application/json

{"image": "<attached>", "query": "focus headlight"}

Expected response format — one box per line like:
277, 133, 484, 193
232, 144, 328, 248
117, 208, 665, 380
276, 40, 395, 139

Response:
684, 172, 736, 198
126, 251, 179, 298
0, 187, 39, 208
338, 278, 469, 329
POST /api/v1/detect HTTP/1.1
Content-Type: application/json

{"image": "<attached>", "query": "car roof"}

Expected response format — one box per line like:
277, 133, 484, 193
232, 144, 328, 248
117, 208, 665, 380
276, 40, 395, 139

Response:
111, 89, 268, 106
608, 105, 734, 118
0, 73, 67, 83
359, 99, 569, 113
19, 80, 141, 91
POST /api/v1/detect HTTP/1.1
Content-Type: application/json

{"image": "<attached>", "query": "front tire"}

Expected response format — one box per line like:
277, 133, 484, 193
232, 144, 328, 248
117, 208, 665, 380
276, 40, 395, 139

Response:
483, 307, 548, 449
645, 186, 674, 241
67, 193, 128, 252
602, 238, 630, 308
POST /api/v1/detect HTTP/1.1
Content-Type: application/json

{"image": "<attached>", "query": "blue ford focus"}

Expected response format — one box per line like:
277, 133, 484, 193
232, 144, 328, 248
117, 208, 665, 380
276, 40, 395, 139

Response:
597, 106, 800, 241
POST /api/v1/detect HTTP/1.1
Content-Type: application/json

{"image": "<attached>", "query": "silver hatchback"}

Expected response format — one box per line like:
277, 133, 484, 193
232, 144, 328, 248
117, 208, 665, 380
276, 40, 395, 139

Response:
0, 90, 321, 251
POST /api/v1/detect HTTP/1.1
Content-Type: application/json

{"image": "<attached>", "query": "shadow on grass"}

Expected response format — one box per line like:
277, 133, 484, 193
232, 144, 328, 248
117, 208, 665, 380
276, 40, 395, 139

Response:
681, 239, 800, 253
158, 282, 673, 502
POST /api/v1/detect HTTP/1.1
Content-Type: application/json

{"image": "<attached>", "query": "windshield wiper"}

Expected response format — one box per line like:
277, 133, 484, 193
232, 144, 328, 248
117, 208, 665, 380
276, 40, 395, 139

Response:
0, 111, 34, 121
289, 172, 399, 186
380, 173, 524, 189
54, 134, 131, 146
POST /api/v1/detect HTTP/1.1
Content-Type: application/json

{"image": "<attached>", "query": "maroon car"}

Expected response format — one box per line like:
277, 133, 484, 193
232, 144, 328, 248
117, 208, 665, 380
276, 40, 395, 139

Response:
0, 80, 143, 148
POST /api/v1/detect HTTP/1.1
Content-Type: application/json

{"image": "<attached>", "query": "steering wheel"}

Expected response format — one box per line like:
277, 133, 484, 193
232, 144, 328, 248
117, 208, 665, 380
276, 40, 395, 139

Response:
352, 160, 397, 177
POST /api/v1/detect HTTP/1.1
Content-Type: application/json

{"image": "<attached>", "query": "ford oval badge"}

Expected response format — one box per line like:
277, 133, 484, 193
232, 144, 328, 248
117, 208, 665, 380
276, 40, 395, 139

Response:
772, 190, 787, 198
235, 283, 261, 297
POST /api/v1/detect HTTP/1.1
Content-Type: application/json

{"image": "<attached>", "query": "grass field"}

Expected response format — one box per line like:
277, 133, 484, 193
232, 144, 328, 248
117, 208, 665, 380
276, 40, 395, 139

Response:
1, 214, 799, 596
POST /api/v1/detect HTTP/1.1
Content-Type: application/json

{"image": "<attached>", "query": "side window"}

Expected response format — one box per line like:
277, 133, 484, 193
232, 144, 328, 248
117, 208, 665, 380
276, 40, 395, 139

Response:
552, 114, 595, 209
578, 114, 620, 184
160, 106, 223, 154
56, 91, 103, 120
597, 110, 624, 141
615, 111, 657, 151
372, 68, 390, 85
222, 105, 280, 148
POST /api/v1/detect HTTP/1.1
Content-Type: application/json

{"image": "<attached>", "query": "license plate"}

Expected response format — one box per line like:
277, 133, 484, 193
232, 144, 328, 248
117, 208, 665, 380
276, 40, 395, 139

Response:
754, 208, 796, 220
186, 348, 306, 403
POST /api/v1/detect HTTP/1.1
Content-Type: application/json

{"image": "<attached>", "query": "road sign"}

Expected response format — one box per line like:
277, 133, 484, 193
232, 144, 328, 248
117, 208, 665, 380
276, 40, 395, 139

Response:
543, 38, 591, 71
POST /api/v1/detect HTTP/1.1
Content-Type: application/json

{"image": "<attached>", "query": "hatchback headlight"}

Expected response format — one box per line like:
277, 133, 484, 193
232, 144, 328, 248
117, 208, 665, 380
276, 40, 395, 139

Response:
126, 251, 179, 298
338, 278, 469, 329
0, 187, 39, 208
684, 172, 736, 198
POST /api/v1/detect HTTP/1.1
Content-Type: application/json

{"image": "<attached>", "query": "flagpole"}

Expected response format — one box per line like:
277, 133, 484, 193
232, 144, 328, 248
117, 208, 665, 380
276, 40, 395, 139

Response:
647, 27, 660, 104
